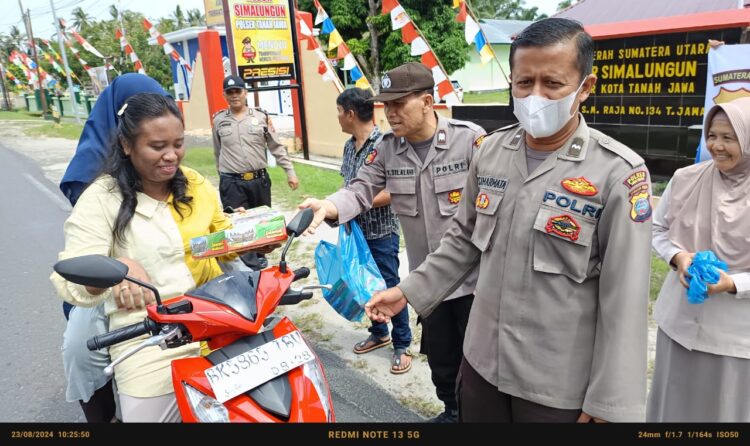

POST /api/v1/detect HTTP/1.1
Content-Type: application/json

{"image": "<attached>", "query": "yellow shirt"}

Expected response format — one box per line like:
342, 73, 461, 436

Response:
51, 167, 232, 397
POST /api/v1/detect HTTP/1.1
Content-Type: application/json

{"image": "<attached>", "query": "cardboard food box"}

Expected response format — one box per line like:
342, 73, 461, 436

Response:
191, 206, 288, 259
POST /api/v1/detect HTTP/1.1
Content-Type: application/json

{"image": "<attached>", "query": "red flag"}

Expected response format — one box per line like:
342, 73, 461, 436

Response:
382, 0, 399, 14
437, 79, 453, 98
421, 51, 438, 69
456, 2, 467, 23
336, 42, 350, 60
318, 60, 327, 75
401, 22, 418, 44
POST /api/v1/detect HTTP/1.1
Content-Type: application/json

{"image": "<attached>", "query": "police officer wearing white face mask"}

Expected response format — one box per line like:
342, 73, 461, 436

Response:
366, 18, 653, 422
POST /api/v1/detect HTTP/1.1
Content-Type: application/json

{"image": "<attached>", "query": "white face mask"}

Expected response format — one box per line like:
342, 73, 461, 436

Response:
512, 78, 586, 138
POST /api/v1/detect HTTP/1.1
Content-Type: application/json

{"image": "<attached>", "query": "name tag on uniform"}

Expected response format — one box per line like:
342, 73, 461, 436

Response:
386, 168, 416, 178
542, 190, 603, 220
433, 161, 468, 177
477, 176, 508, 192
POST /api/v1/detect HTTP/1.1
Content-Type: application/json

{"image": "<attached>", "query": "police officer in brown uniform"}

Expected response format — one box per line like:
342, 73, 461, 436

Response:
367, 19, 652, 422
300, 63, 485, 423
213, 74, 299, 268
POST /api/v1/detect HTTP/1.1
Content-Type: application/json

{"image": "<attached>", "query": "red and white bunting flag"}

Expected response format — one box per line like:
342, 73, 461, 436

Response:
437, 79, 454, 98
432, 66, 448, 84
143, 18, 192, 73
390, 5, 410, 30
410, 37, 429, 56
296, 13, 319, 50
382, 0, 399, 14
70, 30, 105, 58
421, 51, 438, 69
401, 22, 418, 44
115, 28, 146, 74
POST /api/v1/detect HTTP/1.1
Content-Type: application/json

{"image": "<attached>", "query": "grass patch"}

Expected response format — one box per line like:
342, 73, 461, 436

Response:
182, 147, 343, 209
24, 121, 83, 140
0, 110, 42, 120
398, 395, 442, 418
650, 253, 670, 316
463, 90, 509, 104
652, 181, 668, 196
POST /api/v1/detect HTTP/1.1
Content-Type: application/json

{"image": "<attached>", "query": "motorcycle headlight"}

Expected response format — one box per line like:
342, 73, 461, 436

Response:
302, 348, 334, 422
183, 383, 230, 423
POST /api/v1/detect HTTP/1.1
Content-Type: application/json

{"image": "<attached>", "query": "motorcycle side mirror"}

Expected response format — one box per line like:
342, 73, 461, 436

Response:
54, 255, 128, 288
279, 208, 314, 273
286, 208, 314, 238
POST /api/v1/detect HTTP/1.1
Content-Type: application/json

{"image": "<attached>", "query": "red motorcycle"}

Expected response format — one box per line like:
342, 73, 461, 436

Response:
54, 209, 335, 422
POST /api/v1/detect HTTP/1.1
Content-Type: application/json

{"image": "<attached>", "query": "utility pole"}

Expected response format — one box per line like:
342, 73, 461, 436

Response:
50, 0, 80, 123
18, 0, 48, 118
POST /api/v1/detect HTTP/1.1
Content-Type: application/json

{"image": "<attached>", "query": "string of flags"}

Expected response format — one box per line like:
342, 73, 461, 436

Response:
115, 28, 146, 74
42, 39, 80, 82
453, 0, 509, 83
296, 12, 344, 92
143, 19, 192, 73
313, 0, 372, 90
381, 0, 460, 104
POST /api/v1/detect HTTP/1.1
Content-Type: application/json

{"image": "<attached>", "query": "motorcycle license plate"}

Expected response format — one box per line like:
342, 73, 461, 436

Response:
205, 330, 315, 403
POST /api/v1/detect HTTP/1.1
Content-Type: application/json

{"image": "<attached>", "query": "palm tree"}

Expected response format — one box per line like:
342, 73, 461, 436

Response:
186, 9, 205, 26
172, 5, 187, 28
71, 7, 91, 30
109, 4, 119, 20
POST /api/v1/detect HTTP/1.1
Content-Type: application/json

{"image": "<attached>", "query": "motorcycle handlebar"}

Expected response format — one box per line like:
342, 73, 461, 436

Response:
87, 319, 155, 351
293, 267, 310, 281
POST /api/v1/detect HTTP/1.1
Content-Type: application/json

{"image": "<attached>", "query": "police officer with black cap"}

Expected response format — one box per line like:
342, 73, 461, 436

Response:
299, 62, 485, 422
213, 74, 299, 269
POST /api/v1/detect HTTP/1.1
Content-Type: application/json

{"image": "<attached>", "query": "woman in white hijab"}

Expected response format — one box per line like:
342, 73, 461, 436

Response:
647, 97, 750, 422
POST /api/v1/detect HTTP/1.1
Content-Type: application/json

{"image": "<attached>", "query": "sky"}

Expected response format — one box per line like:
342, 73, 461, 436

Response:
2, 0, 562, 41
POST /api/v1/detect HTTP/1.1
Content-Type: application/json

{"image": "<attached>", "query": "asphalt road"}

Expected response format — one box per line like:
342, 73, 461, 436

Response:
0, 143, 421, 423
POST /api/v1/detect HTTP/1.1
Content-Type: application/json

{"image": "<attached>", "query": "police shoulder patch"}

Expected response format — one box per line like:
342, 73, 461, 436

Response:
473, 134, 486, 149
364, 148, 378, 165
628, 183, 652, 223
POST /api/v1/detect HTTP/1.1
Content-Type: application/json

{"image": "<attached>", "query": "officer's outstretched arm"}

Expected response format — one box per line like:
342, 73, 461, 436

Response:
298, 198, 338, 235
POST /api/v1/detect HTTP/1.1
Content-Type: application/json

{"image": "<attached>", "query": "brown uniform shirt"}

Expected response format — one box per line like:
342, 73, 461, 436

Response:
399, 118, 652, 421
328, 115, 485, 301
212, 108, 297, 179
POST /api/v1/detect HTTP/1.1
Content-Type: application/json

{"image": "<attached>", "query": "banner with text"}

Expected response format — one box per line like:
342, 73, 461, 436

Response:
226, 0, 295, 81
696, 43, 750, 162
581, 30, 741, 129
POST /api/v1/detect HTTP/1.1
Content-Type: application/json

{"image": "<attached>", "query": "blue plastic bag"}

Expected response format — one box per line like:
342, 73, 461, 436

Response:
686, 250, 728, 304
315, 221, 386, 321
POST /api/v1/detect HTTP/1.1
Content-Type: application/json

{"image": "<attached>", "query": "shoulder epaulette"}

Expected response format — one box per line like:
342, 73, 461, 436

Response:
591, 129, 644, 168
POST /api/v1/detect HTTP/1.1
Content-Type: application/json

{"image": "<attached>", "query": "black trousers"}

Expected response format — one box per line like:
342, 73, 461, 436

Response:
219, 172, 272, 269
419, 294, 473, 412
218, 171, 272, 210
457, 357, 581, 422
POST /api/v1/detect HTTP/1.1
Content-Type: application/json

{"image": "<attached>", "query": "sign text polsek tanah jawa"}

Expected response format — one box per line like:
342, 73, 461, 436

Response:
227, 0, 295, 81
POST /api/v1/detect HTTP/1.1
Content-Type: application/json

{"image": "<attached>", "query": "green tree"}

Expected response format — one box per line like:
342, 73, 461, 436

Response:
172, 5, 187, 28
71, 7, 92, 31
467, 0, 547, 20
186, 9, 205, 27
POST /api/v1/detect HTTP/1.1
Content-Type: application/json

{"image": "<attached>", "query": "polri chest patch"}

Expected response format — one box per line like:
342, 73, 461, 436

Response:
434, 160, 468, 177
448, 190, 462, 204
543, 190, 603, 220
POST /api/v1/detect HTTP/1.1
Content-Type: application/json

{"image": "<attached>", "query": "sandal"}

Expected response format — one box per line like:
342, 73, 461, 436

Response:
390, 348, 413, 375
353, 334, 391, 354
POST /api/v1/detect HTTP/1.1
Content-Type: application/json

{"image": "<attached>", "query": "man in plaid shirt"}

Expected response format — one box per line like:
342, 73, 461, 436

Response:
337, 88, 413, 374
